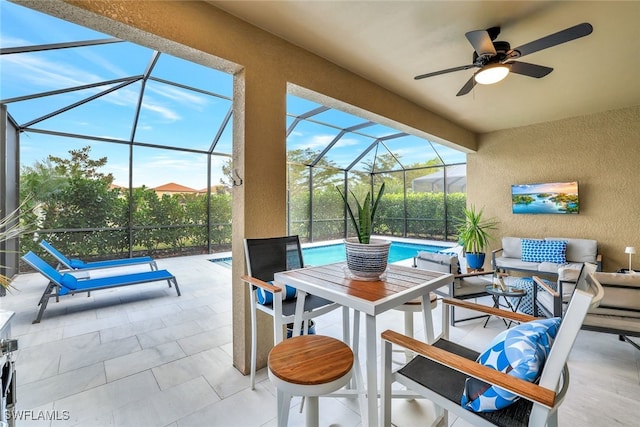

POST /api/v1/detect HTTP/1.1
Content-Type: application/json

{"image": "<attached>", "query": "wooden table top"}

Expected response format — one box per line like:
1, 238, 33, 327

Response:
275, 262, 452, 316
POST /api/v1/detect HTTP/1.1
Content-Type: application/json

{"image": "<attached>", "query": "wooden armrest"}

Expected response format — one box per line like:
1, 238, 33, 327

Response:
381, 329, 556, 408
491, 248, 504, 254
533, 276, 559, 298
455, 269, 495, 279
596, 254, 602, 262
240, 275, 282, 293
442, 297, 537, 324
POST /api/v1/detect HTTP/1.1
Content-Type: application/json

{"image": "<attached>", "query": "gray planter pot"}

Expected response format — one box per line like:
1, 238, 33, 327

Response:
344, 238, 391, 280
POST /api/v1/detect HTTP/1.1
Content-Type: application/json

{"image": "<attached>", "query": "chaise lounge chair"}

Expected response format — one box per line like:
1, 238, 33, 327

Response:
39, 240, 157, 271
22, 251, 180, 324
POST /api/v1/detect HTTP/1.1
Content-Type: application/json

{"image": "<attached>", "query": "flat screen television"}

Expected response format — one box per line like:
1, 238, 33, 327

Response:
511, 181, 579, 214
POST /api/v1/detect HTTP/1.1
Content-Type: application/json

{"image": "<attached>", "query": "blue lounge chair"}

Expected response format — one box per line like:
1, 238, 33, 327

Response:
22, 251, 180, 324
39, 240, 157, 271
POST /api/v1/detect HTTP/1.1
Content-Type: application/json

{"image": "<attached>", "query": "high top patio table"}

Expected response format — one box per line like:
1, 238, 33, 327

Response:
274, 262, 452, 426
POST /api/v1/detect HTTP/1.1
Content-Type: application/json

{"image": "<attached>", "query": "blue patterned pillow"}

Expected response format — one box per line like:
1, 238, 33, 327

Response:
461, 317, 561, 412
521, 239, 567, 264
521, 239, 545, 262
543, 240, 567, 264
257, 282, 297, 305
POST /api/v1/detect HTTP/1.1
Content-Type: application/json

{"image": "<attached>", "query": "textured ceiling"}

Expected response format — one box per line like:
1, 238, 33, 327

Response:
209, 0, 640, 134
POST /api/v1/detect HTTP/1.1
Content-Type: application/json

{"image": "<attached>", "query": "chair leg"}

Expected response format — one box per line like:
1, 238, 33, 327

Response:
250, 295, 258, 390
305, 396, 319, 427
403, 311, 414, 362
33, 282, 56, 324
276, 389, 292, 427
342, 306, 350, 345
434, 404, 448, 427
381, 339, 393, 426
169, 277, 181, 296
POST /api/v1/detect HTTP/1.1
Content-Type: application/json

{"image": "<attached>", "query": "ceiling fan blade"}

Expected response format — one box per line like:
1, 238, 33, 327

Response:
456, 76, 476, 96
510, 22, 593, 58
414, 64, 476, 80
507, 61, 553, 78
465, 30, 497, 57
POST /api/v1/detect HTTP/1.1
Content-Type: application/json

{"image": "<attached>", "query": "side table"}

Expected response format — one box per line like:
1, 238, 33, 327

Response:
484, 285, 527, 328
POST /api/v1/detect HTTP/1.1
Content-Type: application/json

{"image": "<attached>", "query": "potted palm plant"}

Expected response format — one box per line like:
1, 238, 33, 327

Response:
336, 182, 390, 280
456, 205, 499, 270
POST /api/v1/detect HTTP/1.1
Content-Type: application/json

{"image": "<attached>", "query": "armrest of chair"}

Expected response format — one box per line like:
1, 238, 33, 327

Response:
596, 253, 603, 271
381, 329, 556, 408
454, 269, 495, 279
240, 274, 283, 294
533, 276, 563, 317
491, 248, 503, 269
533, 276, 559, 298
442, 297, 536, 324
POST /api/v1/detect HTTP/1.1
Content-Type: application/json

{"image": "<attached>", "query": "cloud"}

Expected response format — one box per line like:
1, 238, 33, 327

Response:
146, 84, 210, 110
3, 55, 184, 122
2, 55, 104, 90
140, 102, 181, 121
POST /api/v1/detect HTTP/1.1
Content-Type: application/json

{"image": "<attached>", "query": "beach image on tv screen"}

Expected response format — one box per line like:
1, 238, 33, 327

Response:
511, 181, 579, 214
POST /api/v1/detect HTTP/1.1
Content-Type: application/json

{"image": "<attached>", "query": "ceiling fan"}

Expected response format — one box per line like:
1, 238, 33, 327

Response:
414, 22, 593, 96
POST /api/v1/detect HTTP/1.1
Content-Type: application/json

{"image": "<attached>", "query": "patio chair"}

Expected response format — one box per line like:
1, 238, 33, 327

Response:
39, 240, 157, 271
414, 247, 495, 325
533, 262, 598, 318
22, 251, 180, 323
240, 235, 351, 390
381, 271, 603, 427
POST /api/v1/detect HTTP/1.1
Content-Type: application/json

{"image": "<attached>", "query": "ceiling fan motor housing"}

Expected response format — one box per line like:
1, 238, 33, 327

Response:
472, 41, 511, 65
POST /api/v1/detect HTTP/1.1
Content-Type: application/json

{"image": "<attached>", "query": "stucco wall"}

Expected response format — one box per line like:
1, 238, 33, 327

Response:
468, 105, 640, 272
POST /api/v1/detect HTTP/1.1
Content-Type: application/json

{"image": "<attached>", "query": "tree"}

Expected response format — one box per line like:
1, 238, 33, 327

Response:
20, 146, 124, 256
47, 146, 114, 183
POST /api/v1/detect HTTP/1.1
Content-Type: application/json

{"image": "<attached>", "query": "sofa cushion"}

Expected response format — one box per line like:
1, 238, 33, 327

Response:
437, 245, 465, 274
494, 256, 541, 272
538, 261, 583, 275
591, 272, 640, 311
583, 314, 640, 334
593, 272, 640, 287
546, 237, 597, 263
501, 237, 522, 259
416, 251, 458, 275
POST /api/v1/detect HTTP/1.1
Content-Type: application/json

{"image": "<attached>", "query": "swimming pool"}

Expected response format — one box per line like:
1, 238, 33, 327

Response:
302, 241, 448, 266
210, 240, 451, 268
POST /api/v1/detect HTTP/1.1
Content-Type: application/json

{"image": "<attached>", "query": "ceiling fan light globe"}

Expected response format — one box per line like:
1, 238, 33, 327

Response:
474, 64, 510, 85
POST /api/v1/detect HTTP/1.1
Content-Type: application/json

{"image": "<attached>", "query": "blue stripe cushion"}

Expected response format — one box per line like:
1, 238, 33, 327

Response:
521, 239, 567, 264
257, 282, 297, 305
461, 317, 561, 412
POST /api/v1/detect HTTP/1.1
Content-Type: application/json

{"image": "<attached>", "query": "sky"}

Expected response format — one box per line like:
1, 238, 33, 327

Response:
0, 0, 465, 190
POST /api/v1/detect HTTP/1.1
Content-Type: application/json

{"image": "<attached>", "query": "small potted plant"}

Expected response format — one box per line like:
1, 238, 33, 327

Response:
456, 204, 499, 271
336, 182, 390, 280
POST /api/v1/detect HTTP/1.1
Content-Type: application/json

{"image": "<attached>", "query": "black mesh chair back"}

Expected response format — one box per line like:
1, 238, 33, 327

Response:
242, 235, 348, 391
244, 235, 304, 282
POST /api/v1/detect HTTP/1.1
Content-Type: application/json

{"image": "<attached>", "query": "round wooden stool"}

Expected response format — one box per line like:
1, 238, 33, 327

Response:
395, 292, 438, 361
268, 334, 354, 427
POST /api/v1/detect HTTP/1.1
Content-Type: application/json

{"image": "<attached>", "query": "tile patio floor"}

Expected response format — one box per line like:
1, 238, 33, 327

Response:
1, 254, 638, 426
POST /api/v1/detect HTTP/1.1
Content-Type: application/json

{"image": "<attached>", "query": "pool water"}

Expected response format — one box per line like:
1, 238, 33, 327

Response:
210, 240, 449, 268
302, 241, 448, 266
